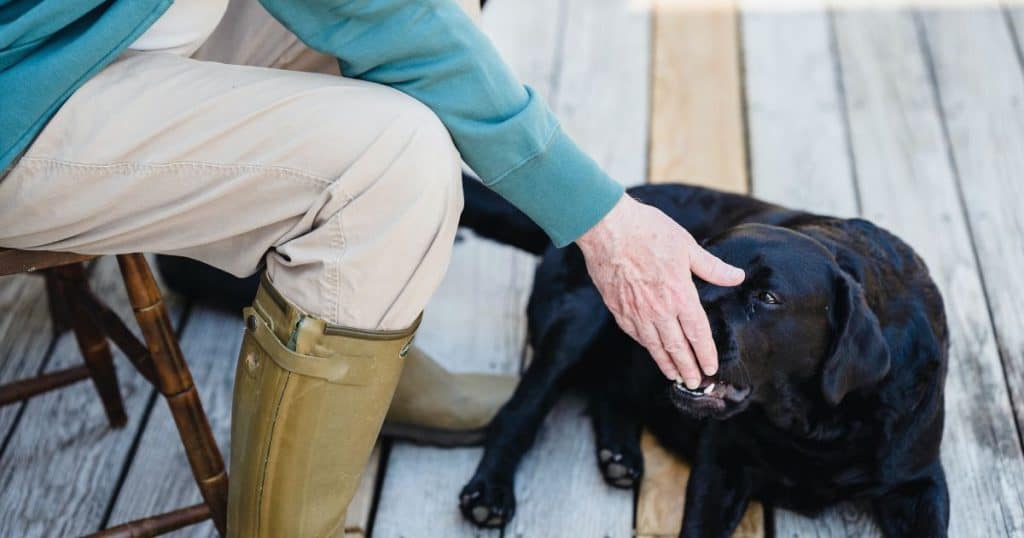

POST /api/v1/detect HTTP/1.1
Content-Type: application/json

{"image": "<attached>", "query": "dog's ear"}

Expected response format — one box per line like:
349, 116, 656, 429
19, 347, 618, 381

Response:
821, 272, 891, 406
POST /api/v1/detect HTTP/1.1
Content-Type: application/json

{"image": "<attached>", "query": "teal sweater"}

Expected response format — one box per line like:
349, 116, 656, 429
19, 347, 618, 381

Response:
0, 0, 624, 247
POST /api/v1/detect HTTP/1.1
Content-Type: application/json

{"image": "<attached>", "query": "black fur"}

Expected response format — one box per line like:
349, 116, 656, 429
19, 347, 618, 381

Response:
457, 178, 949, 537
155, 176, 949, 538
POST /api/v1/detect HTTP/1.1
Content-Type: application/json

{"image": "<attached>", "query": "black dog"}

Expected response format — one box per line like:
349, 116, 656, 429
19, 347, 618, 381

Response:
456, 178, 949, 537
155, 176, 950, 538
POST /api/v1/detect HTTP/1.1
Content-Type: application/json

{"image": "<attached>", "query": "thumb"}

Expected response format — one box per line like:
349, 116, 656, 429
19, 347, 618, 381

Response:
690, 244, 744, 286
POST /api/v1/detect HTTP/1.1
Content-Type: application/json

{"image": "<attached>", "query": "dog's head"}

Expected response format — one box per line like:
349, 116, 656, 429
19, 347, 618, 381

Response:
667, 223, 891, 426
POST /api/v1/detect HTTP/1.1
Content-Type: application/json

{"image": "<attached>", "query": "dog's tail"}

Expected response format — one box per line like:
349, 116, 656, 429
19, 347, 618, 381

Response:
459, 173, 549, 255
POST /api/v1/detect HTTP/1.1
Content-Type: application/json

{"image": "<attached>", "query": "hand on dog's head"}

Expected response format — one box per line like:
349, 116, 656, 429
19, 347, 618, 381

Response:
667, 223, 891, 432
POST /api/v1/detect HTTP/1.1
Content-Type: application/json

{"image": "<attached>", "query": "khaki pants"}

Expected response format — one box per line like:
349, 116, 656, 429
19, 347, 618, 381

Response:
0, 0, 476, 331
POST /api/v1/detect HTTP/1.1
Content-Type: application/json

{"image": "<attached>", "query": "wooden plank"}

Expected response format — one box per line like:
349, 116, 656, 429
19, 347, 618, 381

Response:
103, 304, 232, 537
506, 0, 649, 536
371, 231, 533, 538
648, 1, 748, 192
742, 8, 880, 536
922, 4, 1024, 469
637, 3, 763, 537
742, 8, 859, 218
552, 0, 651, 183
0, 275, 55, 443
375, 0, 647, 534
370, 1, 551, 535
831, 9, 1024, 536
0, 257, 183, 536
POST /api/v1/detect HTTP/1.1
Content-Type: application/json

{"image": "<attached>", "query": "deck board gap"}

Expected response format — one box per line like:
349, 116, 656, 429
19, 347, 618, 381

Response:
914, 9, 1024, 456
826, 8, 866, 216
0, 332, 59, 461
98, 301, 195, 531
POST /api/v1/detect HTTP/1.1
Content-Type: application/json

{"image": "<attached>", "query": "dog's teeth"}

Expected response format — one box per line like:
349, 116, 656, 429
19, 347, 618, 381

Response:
703, 383, 716, 395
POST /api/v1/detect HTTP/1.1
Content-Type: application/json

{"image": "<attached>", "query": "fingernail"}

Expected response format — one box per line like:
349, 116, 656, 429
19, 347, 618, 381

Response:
673, 376, 683, 384
685, 377, 700, 390
704, 365, 718, 376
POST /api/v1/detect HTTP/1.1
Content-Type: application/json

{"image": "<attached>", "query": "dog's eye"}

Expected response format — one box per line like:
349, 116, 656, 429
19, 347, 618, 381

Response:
756, 291, 780, 305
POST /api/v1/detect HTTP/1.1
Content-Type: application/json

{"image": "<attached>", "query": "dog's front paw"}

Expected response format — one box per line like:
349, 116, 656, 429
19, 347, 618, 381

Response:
597, 446, 643, 488
459, 476, 516, 528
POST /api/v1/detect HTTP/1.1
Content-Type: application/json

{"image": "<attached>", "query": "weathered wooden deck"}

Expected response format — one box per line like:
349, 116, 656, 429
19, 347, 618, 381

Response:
3, 1, 1024, 536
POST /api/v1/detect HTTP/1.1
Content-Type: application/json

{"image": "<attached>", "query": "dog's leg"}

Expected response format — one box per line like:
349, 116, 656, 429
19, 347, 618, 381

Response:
679, 424, 755, 538
459, 291, 611, 528
872, 462, 948, 538
589, 384, 643, 489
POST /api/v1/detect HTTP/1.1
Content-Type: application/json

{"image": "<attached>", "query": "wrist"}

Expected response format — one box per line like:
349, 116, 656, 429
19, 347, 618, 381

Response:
576, 193, 630, 253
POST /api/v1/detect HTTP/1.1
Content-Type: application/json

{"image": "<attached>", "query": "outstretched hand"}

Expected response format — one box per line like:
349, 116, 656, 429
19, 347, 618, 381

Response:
576, 194, 745, 389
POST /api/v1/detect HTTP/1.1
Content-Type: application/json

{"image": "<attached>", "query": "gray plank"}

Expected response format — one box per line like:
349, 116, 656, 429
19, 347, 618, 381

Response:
920, 6, 1024, 477
0, 274, 55, 443
371, 233, 534, 538
104, 303, 238, 537
0, 257, 183, 537
506, 0, 648, 534
741, 8, 880, 536
371, 0, 551, 533
552, 0, 650, 185
833, 9, 1024, 536
742, 8, 859, 218
375, 0, 646, 534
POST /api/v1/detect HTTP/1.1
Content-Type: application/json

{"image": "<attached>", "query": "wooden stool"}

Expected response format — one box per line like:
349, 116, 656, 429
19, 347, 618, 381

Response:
0, 249, 228, 536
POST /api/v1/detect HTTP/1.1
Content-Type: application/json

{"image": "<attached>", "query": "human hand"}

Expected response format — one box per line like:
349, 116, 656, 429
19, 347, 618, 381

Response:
576, 194, 745, 388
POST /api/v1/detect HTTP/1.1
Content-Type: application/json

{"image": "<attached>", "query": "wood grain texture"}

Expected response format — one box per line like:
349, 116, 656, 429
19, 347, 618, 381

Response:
920, 6, 1024, 480
0, 275, 56, 440
370, 1, 548, 535
370, 233, 531, 538
374, 0, 646, 535
638, 3, 762, 537
742, 8, 858, 218
552, 0, 651, 184
0, 257, 183, 537
504, 0, 648, 535
648, 1, 748, 191
104, 304, 235, 537
833, 9, 1024, 536
742, 9, 880, 536
635, 430, 688, 538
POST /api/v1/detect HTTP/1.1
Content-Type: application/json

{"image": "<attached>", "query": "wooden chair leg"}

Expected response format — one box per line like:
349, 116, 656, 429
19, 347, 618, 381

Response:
44, 271, 74, 335
52, 264, 128, 428
116, 254, 228, 536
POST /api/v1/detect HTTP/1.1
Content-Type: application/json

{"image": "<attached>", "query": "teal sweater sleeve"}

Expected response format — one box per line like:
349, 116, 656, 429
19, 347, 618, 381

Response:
258, 0, 624, 247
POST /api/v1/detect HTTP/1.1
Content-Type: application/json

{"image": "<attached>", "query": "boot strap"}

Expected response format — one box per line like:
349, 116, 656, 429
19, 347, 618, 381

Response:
243, 306, 376, 386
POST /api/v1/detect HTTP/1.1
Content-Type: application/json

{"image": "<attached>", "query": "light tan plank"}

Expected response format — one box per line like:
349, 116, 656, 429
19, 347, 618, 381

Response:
638, 2, 763, 537
0, 257, 183, 536
742, 8, 880, 536
648, 1, 748, 191
833, 9, 1024, 536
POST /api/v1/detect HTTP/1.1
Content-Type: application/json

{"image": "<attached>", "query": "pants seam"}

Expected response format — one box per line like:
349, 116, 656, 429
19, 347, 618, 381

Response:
16, 156, 336, 189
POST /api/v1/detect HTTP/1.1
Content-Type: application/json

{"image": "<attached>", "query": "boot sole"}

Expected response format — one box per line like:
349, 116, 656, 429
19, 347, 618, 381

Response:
380, 422, 488, 447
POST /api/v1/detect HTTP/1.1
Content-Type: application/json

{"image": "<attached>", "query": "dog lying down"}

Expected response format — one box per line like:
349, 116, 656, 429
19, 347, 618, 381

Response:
155, 176, 951, 538
457, 178, 950, 537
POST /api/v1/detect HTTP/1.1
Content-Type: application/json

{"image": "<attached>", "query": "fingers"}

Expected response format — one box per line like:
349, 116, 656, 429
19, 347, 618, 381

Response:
690, 244, 744, 287
655, 319, 702, 388
679, 281, 718, 376
634, 321, 681, 382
